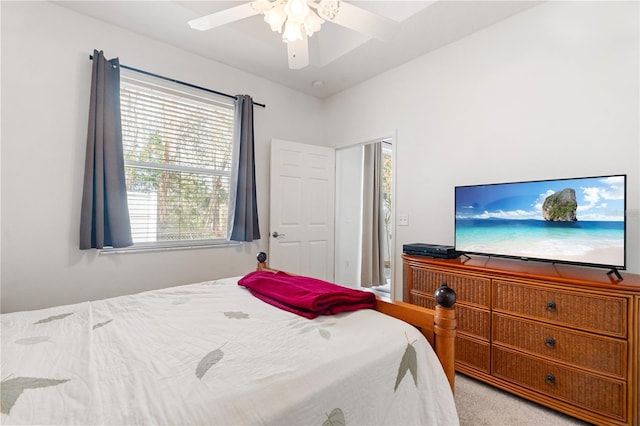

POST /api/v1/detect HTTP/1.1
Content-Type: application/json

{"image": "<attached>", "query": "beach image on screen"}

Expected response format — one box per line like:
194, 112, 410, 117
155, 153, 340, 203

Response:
455, 175, 625, 268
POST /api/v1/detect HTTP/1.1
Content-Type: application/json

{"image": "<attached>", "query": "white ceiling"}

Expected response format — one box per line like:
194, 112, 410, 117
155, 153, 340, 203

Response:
54, 1, 541, 98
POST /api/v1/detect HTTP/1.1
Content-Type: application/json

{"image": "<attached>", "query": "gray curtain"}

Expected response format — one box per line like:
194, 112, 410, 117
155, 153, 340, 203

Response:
79, 50, 133, 249
360, 142, 385, 287
229, 95, 260, 242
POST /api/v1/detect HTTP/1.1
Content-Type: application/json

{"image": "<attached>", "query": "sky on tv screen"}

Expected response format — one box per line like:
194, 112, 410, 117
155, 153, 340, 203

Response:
455, 175, 625, 222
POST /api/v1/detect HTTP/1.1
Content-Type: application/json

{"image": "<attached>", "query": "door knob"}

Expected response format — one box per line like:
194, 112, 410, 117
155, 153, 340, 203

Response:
272, 232, 285, 238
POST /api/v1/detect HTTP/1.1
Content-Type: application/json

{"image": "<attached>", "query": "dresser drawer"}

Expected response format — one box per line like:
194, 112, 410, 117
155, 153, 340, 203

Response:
493, 347, 626, 421
456, 334, 490, 373
408, 266, 490, 308
410, 291, 490, 339
493, 313, 627, 378
493, 280, 628, 337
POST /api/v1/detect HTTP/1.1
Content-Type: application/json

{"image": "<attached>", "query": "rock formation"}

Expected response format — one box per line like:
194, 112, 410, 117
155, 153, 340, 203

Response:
542, 188, 577, 221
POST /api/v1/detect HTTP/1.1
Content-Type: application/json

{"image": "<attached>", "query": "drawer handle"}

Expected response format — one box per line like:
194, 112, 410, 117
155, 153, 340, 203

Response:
545, 337, 556, 348
545, 301, 556, 312
545, 373, 556, 385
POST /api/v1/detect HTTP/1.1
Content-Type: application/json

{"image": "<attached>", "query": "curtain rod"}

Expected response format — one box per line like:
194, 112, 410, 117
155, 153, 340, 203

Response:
89, 55, 265, 108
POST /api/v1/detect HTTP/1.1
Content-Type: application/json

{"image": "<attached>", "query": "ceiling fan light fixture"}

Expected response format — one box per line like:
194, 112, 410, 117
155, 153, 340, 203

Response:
315, 0, 340, 21
285, 0, 310, 22
302, 9, 324, 36
252, 0, 331, 43
263, 4, 287, 32
283, 20, 304, 42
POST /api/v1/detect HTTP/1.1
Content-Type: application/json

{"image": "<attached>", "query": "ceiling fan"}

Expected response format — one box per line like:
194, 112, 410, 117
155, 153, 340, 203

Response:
188, 0, 397, 69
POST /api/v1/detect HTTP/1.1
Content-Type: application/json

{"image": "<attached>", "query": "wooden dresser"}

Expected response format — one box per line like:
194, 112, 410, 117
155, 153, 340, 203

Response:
403, 254, 640, 426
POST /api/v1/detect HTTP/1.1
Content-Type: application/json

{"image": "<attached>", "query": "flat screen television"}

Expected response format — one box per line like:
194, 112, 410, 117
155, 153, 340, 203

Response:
454, 174, 626, 275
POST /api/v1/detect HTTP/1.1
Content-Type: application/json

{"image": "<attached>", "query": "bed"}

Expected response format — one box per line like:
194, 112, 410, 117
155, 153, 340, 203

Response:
1, 253, 458, 425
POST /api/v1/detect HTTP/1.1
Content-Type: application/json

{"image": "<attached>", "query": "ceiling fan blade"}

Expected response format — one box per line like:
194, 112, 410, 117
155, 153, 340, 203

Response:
188, 3, 259, 31
329, 2, 397, 41
287, 37, 309, 69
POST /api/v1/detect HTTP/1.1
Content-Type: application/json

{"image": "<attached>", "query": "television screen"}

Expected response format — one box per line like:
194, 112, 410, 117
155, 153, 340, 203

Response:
454, 174, 626, 270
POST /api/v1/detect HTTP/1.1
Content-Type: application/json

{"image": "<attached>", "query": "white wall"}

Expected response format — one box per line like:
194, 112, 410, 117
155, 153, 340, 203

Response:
0, 1, 325, 313
324, 1, 640, 299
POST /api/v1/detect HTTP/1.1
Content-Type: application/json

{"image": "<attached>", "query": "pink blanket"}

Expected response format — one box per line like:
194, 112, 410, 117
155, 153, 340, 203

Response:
238, 270, 376, 319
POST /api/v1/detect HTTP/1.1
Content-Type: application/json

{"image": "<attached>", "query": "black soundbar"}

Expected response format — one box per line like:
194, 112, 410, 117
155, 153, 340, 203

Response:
403, 243, 461, 259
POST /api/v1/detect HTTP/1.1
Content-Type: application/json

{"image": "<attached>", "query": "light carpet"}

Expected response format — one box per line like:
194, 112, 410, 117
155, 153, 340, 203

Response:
454, 373, 592, 425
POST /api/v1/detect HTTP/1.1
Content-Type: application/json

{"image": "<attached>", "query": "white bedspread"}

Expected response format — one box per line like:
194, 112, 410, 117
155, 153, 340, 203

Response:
1, 277, 459, 425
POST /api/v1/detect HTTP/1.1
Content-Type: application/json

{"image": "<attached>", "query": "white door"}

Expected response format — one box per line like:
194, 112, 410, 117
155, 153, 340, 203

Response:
269, 139, 335, 280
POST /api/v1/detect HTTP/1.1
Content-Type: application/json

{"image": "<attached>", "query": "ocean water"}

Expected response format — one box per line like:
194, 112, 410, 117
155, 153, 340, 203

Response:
455, 219, 625, 265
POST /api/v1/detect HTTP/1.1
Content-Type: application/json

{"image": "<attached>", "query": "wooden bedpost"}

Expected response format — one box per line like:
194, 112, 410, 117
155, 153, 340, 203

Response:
434, 283, 457, 391
257, 252, 267, 270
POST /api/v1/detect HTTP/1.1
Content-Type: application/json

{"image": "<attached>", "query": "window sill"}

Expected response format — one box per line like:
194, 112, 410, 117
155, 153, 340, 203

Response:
99, 240, 242, 255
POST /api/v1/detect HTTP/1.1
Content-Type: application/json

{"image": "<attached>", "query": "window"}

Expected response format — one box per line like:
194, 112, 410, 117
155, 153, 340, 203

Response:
120, 70, 235, 247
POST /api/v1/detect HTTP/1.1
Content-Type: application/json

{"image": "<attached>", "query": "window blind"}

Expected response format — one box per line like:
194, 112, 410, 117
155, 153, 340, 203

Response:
120, 73, 235, 244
